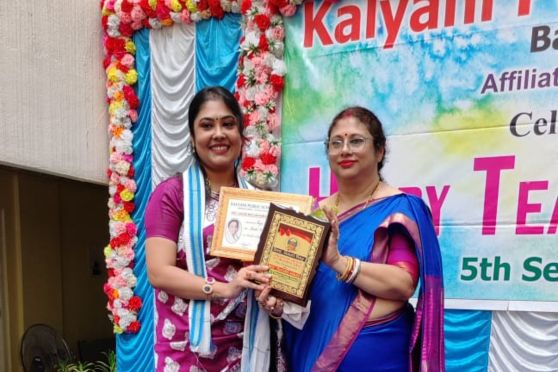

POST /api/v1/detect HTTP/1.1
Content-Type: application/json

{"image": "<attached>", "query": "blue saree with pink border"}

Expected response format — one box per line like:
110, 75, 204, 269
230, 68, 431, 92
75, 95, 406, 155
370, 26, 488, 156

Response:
283, 194, 444, 371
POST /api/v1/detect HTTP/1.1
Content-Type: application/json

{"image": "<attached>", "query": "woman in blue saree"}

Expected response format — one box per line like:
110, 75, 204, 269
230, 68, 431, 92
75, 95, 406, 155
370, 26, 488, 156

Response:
278, 107, 445, 371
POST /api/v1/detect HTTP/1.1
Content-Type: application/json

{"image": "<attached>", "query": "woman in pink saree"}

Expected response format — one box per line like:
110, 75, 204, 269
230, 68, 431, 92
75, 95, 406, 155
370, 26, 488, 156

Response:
145, 87, 271, 371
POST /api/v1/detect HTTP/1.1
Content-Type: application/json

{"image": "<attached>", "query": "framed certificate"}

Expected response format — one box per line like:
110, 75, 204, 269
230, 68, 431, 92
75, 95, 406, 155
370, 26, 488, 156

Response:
254, 204, 330, 307
210, 187, 314, 261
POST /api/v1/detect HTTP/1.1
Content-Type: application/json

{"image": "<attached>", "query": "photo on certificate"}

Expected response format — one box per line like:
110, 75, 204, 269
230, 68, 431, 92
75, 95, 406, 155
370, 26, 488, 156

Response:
210, 187, 314, 261
254, 204, 330, 306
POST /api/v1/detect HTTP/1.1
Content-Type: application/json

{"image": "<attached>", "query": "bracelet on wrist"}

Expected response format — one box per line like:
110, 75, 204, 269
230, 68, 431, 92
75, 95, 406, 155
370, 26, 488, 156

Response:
201, 277, 216, 300
336, 256, 354, 282
346, 258, 361, 284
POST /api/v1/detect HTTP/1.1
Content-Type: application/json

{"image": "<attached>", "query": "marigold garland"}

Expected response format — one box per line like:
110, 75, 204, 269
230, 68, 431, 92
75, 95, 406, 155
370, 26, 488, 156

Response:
101, 0, 306, 334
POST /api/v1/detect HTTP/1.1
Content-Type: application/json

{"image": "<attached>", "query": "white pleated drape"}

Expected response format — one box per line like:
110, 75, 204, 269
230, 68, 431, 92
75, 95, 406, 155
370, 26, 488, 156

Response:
150, 23, 196, 186
489, 311, 558, 371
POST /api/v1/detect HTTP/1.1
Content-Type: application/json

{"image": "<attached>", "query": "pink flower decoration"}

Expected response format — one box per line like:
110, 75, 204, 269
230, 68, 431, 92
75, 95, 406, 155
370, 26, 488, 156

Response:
255, 71, 269, 84
254, 159, 266, 172
131, 6, 145, 22
259, 139, 270, 153
267, 112, 280, 131
129, 110, 138, 122
123, 178, 136, 192
280, 4, 296, 16
105, 0, 116, 11
269, 143, 281, 157
101, 0, 287, 333
110, 172, 121, 184
126, 222, 137, 236
254, 89, 272, 105
263, 84, 276, 99
120, 12, 132, 24
120, 248, 135, 262
180, 9, 192, 23
265, 164, 279, 175
121, 54, 135, 68
249, 110, 261, 126
114, 222, 127, 235
271, 26, 284, 41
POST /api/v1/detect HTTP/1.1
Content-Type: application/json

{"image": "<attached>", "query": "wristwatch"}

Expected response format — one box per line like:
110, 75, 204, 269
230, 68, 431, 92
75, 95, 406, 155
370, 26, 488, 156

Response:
202, 277, 216, 298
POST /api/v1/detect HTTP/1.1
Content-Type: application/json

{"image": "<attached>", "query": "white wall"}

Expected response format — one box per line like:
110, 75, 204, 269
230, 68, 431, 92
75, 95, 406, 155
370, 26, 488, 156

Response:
0, 1, 109, 184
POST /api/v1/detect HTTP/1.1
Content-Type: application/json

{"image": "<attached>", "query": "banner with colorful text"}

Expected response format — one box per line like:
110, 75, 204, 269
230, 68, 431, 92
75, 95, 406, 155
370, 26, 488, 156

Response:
280, 0, 558, 311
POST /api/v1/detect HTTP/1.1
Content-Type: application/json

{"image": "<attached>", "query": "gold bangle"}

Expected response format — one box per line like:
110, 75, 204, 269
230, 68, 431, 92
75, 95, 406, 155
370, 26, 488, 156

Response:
342, 257, 355, 281
336, 256, 353, 281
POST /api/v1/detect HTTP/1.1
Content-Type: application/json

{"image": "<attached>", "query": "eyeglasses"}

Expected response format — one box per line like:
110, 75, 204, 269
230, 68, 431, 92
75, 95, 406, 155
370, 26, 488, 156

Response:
325, 136, 374, 153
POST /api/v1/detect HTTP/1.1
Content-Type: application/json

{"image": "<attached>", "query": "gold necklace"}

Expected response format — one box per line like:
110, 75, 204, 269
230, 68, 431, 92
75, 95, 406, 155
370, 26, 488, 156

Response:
335, 179, 381, 214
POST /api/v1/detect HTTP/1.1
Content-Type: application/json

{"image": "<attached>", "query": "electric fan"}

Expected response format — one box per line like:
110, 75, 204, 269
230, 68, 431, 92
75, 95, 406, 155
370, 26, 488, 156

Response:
20, 324, 73, 372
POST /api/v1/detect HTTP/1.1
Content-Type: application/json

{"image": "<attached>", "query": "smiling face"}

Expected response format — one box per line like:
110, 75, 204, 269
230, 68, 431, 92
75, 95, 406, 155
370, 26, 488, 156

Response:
191, 99, 242, 174
327, 116, 384, 182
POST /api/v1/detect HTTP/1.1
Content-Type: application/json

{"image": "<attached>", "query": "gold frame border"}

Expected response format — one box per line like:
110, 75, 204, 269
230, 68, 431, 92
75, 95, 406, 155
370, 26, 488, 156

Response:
261, 213, 325, 299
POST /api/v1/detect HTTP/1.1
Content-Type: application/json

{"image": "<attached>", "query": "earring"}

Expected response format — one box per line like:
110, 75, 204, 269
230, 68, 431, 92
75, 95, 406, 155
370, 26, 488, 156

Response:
187, 142, 196, 156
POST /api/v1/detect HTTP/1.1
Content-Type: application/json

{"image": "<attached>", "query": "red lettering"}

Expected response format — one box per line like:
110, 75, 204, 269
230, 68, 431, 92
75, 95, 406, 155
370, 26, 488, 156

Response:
444, 0, 457, 27
335, 5, 361, 44
464, 0, 494, 24
473, 155, 515, 235
269, 264, 302, 279
302, 0, 529, 50
365, 0, 377, 39
380, 0, 409, 48
464, 0, 476, 24
303, 1, 334, 48
517, 0, 532, 16
410, 0, 439, 32
516, 181, 548, 234
481, 0, 493, 21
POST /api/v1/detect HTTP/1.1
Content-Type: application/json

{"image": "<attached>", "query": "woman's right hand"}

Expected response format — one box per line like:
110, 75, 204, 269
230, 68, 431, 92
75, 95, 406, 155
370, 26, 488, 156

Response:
256, 286, 285, 318
221, 264, 271, 299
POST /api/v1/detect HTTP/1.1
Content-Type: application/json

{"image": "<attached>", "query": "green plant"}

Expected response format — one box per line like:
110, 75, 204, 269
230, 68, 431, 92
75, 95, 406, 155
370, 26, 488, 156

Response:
56, 360, 96, 372
95, 350, 117, 372
56, 359, 74, 372
70, 361, 97, 372
56, 350, 116, 372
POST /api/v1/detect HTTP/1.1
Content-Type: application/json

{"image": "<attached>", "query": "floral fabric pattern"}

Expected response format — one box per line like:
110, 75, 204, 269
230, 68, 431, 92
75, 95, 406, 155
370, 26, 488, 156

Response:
154, 222, 246, 371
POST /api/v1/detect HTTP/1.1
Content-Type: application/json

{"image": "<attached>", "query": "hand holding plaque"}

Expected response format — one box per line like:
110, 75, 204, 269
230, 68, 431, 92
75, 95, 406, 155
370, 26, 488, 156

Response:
253, 204, 330, 307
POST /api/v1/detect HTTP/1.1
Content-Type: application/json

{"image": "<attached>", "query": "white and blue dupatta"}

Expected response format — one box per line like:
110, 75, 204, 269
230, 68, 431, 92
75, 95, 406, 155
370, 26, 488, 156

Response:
182, 161, 270, 371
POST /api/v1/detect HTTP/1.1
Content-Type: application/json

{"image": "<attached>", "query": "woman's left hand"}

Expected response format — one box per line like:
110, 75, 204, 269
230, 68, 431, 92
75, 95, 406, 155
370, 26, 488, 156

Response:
321, 207, 345, 272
